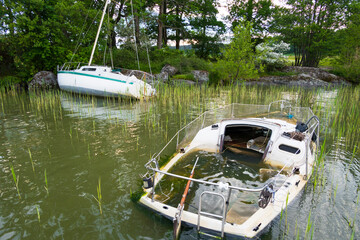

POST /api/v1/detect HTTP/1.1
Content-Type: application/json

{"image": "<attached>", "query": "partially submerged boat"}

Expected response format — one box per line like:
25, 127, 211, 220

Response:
57, 0, 156, 99
57, 64, 156, 99
139, 101, 319, 238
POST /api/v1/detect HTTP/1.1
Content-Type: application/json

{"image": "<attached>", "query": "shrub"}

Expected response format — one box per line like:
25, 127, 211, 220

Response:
215, 23, 263, 83
111, 47, 210, 74
256, 41, 290, 71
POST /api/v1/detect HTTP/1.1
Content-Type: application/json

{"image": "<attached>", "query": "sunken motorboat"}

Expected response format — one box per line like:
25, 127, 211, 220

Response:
139, 101, 320, 238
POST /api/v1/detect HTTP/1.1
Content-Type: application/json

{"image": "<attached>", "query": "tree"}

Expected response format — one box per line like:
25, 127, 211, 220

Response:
166, 0, 190, 49
335, 2, 360, 82
0, 0, 99, 77
228, 0, 274, 36
189, 0, 225, 59
271, 0, 350, 67
215, 22, 263, 82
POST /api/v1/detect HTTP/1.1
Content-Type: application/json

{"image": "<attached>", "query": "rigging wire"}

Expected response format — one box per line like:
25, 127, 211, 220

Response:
108, 2, 114, 68
130, 0, 140, 70
145, 39, 152, 75
70, 0, 98, 63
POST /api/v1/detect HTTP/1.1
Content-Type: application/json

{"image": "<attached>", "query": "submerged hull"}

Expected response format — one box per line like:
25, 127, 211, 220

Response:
140, 173, 309, 238
57, 69, 155, 99
140, 102, 320, 238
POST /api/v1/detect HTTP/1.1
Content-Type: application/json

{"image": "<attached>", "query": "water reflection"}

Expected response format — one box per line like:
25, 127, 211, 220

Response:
60, 95, 150, 123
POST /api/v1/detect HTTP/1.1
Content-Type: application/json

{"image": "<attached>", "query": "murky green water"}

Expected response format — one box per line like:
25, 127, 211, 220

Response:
0, 86, 359, 239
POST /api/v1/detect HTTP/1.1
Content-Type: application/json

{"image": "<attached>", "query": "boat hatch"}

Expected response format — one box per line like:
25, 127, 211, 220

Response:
222, 125, 272, 162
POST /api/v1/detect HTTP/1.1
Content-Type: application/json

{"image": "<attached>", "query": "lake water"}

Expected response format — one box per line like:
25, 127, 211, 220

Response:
0, 86, 359, 239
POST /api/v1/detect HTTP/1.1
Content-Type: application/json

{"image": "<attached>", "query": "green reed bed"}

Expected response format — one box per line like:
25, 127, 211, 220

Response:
1, 83, 359, 239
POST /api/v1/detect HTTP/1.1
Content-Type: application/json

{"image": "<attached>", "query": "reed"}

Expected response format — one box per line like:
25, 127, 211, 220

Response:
92, 177, 102, 215
305, 210, 312, 240
28, 148, 35, 173
44, 169, 49, 195
36, 206, 40, 223
88, 144, 91, 160
11, 165, 21, 199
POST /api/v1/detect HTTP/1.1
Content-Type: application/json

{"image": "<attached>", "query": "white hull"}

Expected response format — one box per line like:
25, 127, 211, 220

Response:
140, 102, 320, 238
57, 66, 155, 99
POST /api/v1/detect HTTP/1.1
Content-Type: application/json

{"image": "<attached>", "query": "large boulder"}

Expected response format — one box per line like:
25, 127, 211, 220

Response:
283, 66, 347, 84
29, 71, 59, 90
155, 72, 169, 82
161, 64, 178, 76
192, 70, 209, 83
246, 66, 351, 87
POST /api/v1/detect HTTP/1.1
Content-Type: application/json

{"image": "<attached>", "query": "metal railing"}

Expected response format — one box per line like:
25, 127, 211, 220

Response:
57, 62, 159, 87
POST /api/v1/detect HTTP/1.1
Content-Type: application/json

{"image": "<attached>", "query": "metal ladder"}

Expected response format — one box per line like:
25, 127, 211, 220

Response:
197, 191, 226, 238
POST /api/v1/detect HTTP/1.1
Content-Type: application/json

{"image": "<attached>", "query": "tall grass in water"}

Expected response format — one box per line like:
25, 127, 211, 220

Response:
93, 177, 102, 215
305, 210, 313, 240
28, 148, 35, 172
11, 165, 21, 199
36, 206, 40, 223
44, 169, 49, 195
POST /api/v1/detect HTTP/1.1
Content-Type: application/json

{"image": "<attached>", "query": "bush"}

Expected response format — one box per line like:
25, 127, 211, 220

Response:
208, 67, 223, 85
0, 76, 23, 87
332, 59, 360, 83
172, 74, 195, 81
216, 23, 263, 83
111, 47, 210, 74
256, 41, 290, 72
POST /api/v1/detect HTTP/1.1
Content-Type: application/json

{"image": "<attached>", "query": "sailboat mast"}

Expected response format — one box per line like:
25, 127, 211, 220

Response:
88, 0, 110, 66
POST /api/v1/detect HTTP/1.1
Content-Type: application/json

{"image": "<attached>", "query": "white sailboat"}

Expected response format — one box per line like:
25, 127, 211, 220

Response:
57, 0, 156, 99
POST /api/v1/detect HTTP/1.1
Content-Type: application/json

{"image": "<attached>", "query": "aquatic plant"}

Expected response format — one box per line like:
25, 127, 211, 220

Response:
11, 165, 21, 199
130, 188, 146, 203
44, 169, 49, 195
36, 206, 40, 223
305, 210, 313, 240
28, 148, 35, 172
93, 177, 102, 215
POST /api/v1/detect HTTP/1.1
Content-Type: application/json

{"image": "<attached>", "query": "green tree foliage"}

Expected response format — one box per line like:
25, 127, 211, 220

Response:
0, 0, 99, 78
213, 22, 262, 83
189, 0, 225, 59
228, 0, 273, 36
166, 0, 190, 49
271, 0, 349, 67
334, 2, 360, 82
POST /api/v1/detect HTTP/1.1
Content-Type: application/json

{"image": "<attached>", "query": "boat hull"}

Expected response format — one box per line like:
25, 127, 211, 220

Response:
140, 110, 319, 238
57, 71, 155, 99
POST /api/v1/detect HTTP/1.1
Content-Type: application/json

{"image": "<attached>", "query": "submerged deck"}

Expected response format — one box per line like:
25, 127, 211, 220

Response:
152, 150, 286, 226
140, 101, 320, 238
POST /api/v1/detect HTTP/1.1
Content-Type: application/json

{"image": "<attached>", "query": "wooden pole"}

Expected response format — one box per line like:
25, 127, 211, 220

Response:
173, 157, 199, 239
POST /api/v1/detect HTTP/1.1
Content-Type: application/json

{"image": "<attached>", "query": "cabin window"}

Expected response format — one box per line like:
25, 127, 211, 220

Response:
279, 144, 300, 154
82, 68, 97, 71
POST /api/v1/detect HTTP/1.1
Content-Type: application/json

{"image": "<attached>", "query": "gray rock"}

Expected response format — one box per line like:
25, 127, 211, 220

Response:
245, 66, 351, 87
192, 70, 209, 83
29, 71, 58, 90
155, 72, 169, 82
161, 64, 178, 76
284, 66, 347, 83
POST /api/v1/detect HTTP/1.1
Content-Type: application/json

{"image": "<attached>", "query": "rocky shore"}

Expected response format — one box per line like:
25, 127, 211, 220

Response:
10, 65, 351, 91
246, 66, 351, 87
